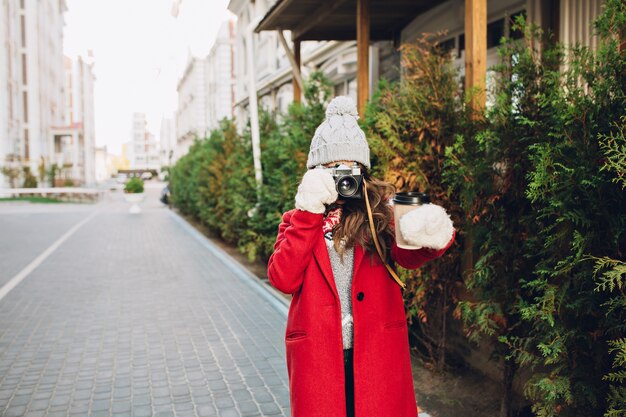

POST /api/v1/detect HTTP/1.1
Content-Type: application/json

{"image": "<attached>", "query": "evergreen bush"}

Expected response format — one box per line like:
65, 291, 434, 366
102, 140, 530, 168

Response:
169, 5, 625, 413
124, 177, 144, 193
22, 167, 37, 188
170, 137, 209, 219
445, 3, 625, 415
363, 34, 466, 371
196, 118, 256, 244
241, 72, 332, 261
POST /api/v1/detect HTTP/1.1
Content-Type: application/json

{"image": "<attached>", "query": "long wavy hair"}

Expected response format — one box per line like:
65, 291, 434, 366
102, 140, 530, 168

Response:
331, 171, 396, 260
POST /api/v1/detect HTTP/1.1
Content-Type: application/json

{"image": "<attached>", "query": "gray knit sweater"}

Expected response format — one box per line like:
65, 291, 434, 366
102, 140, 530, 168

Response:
325, 235, 354, 349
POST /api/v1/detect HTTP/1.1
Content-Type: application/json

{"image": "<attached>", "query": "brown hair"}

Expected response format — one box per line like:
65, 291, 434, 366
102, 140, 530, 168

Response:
331, 172, 396, 260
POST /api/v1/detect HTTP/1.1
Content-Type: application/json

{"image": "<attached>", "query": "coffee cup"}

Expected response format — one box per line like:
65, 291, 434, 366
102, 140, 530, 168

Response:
392, 192, 430, 249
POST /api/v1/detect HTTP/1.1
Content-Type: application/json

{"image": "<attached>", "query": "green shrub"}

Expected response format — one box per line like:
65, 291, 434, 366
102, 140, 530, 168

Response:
0, 166, 20, 188
445, 5, 625, 415
198, 119, 256, 244
168, 8, 626, 413
170, 139, 207, 218
171, 72, 332, 262
47, 163, 59, 188
241, 72, 332, 261
22, 167, 37, 188
364, 35, 467, 371
124, 177, 144, 193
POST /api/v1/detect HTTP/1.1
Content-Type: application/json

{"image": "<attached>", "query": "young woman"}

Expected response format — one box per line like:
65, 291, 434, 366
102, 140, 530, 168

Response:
268, 97, 455, 417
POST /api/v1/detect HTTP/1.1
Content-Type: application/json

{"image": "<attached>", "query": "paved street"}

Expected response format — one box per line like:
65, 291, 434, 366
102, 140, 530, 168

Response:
0, 185, 290, 417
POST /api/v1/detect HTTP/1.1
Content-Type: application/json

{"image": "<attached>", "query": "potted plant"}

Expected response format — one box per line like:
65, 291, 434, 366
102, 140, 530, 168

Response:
124, 176, 144, 213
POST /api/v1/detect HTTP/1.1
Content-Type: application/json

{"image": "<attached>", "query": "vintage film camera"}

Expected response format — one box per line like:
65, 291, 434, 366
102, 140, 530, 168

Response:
326, 163, 363, 200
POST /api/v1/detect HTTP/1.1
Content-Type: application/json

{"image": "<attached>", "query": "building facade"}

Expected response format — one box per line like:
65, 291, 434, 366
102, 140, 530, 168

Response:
94, 145, 114, 183
130, 112, 160, 171
207, 20, 236, 131
159, 116, 176, 168
227, 0, 400, 127
229, 0, 606, 127
0, 0, 67, 187
175, 19, 236, 160
52, 54, 97, 185
228, 0, 306, 123
175, 57, 209, 158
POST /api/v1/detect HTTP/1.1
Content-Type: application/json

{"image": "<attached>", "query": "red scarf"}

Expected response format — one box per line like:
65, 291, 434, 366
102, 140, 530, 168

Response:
323, 207, 343, 236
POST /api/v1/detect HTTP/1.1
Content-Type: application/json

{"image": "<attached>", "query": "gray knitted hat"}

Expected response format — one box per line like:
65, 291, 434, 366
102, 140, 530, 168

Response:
306, 96, 371, 169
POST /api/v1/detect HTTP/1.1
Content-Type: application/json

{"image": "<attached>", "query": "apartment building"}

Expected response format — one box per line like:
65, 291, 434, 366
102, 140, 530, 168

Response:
0, 0, 67, 187
51, 54, 96, 185
207, 21, 236, 131
130, 112, 160, 171
159, 117, 176, 168
175, 57, 209, 158
175, 19, 236, 160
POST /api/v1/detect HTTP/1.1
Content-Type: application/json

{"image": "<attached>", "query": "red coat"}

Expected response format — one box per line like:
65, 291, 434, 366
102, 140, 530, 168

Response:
268, 209, 455, 417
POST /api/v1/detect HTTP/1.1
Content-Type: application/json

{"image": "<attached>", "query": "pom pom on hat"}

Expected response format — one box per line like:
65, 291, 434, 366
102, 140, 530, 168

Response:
325, 96, 359, 119
306, 96, 370, 169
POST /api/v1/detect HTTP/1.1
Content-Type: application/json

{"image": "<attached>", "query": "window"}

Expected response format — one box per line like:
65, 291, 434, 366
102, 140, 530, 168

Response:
20, 15, 26, 47
334, 82, 345, 97
439, 37, 456, 55
24, 129, 29, 160
455, 8, 526, 58
22, 92, 28, 122
21, 53, 27, 84
487, 18, 505, 48
509, 11, 526, 40
346, 79, 357, 102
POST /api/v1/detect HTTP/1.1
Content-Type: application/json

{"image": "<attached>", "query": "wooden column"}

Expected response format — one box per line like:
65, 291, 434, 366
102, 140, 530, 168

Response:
465, 0, 487, 111
462, 0, 486, 286
357, 0, 369, 115
293, 40, 301, 103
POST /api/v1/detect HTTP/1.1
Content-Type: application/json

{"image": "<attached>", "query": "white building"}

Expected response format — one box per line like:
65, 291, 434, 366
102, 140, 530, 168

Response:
0, 0, 67, 187
52, 54, 97, 185
227, 0, 386, 127
228, 0, 293, 124
94, 145, 114, 183
130, 112, 160, 171
175, 56, 209, 158
174, 19, 236, 160
159, 117, 176, 167
207, 20, 236, 131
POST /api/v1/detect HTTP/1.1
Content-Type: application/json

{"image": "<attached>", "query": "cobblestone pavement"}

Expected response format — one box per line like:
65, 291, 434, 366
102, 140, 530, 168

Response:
0, 185, 290, 417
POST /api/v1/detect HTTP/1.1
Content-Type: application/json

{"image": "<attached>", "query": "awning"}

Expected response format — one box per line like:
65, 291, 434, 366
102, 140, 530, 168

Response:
256, 0, 443, 41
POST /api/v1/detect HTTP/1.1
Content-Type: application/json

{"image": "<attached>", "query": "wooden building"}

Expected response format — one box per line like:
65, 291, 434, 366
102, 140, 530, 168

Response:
252, 0, 605, 114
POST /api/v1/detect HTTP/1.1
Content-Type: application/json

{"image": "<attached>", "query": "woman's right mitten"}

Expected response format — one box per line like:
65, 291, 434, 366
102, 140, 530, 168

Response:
295, 169, 338, 214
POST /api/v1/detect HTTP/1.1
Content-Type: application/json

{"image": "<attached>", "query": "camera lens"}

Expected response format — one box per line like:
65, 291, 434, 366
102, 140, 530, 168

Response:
338, 176, 358, 197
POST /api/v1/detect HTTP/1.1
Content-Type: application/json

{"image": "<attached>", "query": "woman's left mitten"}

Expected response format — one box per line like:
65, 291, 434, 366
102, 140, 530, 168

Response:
399, 204, 454, 250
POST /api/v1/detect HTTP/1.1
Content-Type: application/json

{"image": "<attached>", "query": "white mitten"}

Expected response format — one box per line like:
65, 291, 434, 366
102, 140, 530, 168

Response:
399, 204, 454, 250
295, 169, 338, 214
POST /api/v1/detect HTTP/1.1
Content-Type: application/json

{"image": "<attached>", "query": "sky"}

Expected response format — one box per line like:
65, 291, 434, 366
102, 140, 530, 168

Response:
63, 0, 233, 155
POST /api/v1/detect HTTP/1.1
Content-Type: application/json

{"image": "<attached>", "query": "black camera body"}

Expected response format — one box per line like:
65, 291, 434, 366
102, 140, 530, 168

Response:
328, 163, 363, 200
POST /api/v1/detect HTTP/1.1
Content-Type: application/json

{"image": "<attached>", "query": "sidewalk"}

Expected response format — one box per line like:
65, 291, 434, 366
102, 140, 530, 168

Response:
0, 186, 290, 417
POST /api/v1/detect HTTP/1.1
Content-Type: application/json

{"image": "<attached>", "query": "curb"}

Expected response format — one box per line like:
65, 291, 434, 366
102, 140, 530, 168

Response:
168, 210, 289, 318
